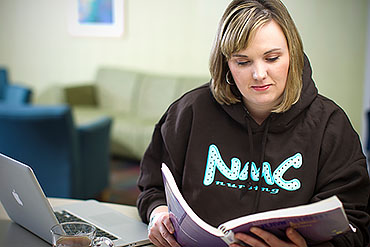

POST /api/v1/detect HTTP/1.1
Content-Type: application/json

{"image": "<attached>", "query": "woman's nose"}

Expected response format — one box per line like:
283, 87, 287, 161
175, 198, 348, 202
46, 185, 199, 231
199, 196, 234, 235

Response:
252, 63, 267, 81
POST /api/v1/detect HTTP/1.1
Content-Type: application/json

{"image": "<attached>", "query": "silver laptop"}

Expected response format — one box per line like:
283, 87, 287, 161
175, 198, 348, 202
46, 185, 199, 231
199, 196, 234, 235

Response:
0, 153, 151, 247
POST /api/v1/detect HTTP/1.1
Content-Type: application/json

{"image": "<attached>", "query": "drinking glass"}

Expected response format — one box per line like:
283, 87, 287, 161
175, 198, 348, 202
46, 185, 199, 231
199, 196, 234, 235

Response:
50, 222, 115, 247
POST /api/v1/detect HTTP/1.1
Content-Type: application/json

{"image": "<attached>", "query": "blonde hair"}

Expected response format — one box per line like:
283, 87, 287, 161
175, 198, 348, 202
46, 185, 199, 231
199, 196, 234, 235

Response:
209, 0, 304, 113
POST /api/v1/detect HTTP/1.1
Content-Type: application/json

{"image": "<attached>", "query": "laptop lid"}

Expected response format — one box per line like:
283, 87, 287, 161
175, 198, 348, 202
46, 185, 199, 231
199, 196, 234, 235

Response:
0, 153, 151, 247
0, 153, 58, 243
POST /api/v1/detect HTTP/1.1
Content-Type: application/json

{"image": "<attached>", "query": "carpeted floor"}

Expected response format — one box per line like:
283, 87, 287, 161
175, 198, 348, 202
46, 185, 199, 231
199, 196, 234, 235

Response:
99, 157, 141, 206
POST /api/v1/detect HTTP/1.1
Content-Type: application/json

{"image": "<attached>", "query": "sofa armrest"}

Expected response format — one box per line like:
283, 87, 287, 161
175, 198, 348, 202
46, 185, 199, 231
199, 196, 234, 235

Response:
4, 84, 32, 104
65, 84, 98, 107
76, 116, 113, 199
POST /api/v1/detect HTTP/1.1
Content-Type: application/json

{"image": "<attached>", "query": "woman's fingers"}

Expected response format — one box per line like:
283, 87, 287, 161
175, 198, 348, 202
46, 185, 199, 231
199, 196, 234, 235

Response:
233, 227, 307, 247
148, 212, 180, 247
234, 231, 269, 247
286, 227, 307, 247
162, 214, 175, 234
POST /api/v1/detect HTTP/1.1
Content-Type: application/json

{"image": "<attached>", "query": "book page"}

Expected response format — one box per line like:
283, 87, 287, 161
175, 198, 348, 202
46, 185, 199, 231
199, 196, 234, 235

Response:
220, 196, 350, 245
162, 163, 227, 246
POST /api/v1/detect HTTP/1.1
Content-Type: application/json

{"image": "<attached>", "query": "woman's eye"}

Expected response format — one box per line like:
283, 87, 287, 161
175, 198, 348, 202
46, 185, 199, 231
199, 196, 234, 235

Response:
237, 61, 250, 66
266, 56, 279, 62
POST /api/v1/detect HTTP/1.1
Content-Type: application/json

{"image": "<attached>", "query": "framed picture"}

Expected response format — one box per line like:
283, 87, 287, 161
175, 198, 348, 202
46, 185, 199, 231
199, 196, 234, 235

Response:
68, 0, 124, 37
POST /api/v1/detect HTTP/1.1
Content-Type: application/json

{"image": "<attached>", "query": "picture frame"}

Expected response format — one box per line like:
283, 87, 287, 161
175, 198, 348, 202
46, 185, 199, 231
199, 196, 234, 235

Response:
68, 0, 124, 37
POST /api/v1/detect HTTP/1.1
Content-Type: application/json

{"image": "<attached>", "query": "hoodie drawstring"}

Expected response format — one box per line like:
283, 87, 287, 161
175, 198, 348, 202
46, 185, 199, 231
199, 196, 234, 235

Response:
240, 114, 271, 213
251, 117, 271, 212
240, 119, 254, 199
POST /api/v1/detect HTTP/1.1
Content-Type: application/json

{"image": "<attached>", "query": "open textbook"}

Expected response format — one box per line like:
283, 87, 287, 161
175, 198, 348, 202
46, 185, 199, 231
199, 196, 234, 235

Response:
161, 163, 350, 247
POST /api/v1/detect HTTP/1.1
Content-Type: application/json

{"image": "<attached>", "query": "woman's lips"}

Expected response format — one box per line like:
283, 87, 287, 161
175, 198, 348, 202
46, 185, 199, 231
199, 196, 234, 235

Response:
251, 84, 271, 91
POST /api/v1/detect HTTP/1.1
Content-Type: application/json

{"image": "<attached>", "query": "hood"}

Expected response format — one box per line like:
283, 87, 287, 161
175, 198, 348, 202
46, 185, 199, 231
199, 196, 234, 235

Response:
220, 54, 318, 131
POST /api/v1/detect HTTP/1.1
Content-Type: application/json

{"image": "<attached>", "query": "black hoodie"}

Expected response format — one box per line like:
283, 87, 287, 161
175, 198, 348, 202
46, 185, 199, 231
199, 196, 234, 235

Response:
137, 56, 370, 246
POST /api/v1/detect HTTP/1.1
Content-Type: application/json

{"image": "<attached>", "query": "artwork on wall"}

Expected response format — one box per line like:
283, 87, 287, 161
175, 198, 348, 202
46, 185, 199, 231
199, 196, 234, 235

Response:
68, 0, 124, 37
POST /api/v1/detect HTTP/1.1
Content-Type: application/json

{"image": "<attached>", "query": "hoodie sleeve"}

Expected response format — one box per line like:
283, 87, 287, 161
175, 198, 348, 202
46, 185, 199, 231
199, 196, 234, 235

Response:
136, 98, 194, 223
312, 105, 370, 246
136, 115, 168, 224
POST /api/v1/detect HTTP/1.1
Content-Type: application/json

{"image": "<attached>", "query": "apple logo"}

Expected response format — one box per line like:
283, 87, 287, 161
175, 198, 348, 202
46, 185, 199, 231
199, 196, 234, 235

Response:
12, 189, 23, 206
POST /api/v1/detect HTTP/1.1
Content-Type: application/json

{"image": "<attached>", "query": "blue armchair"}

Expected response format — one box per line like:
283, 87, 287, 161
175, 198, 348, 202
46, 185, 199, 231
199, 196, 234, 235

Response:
0, 104, 112, 199
0, 67, 32, 104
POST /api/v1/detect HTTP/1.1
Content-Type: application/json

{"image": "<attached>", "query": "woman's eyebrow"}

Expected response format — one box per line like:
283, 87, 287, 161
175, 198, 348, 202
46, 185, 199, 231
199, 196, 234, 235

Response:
231, 48, 283, 58
264, 48, 282, 55
231, 54, 248, 58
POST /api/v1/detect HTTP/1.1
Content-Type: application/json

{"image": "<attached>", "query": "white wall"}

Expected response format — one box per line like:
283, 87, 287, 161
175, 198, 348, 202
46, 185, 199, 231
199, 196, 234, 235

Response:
0, 0, 228, 87
284, 0, 368, 138
362, 0, 370, 153
0, 0, 368, 138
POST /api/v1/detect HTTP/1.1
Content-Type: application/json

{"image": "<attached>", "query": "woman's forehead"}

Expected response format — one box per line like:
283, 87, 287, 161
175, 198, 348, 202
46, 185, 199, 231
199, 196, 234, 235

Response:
227, 20, 287, 57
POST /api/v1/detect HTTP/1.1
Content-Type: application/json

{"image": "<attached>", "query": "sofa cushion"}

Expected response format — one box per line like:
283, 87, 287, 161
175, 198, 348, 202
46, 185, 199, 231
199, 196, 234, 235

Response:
109, 115, 155, 159
71, 106, 155, 160
175, 77, 209, 99
65, 85, 97, 106
96, 68, 141, 114
49, 67, 210, 160
135, 74, 179, 121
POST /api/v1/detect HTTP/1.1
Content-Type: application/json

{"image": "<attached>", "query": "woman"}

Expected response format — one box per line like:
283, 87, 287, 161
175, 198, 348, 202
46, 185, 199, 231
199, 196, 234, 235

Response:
137, 0, 370, 246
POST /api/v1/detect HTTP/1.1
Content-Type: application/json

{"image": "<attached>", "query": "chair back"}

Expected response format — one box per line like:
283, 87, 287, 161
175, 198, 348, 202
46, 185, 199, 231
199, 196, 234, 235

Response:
0, 68, 8, 100
0, 105, 81, 198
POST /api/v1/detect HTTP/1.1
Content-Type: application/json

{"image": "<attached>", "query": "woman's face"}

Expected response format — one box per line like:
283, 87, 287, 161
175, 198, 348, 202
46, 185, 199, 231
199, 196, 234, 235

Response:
227, 20, 290, 113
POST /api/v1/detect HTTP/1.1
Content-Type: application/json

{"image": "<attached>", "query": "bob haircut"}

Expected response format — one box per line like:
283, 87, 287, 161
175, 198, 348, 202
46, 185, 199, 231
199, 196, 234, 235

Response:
209, 0, 304, 113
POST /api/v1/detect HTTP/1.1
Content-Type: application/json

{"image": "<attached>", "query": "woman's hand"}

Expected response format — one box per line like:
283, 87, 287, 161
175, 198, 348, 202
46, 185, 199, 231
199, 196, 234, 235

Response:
230, 227, 307, 247
147, 206, 180, 247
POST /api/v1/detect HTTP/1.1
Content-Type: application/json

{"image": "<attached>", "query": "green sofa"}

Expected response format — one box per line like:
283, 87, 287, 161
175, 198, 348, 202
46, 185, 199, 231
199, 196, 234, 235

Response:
39, 68, 209, 160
